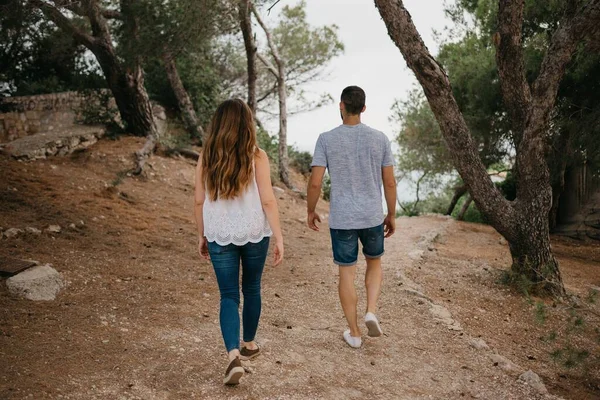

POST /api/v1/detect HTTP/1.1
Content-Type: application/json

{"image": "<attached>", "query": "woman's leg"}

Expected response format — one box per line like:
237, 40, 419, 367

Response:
240, 237, 270, 347
208, 242, 242, 359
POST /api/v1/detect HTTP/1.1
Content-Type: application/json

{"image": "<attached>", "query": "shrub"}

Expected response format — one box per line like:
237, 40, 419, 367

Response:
75, 89, 123, 137
289, 147, 313, 176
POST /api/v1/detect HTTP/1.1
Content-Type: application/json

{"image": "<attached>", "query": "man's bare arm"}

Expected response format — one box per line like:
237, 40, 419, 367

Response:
382, 166, 397, 237
307, 166, 326, 231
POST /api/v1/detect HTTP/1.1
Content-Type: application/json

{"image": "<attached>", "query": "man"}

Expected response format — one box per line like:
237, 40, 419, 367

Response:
307, 85, 397, 348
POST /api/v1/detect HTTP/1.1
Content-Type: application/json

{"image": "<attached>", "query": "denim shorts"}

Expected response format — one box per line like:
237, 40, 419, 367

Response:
329, 224, 385, 266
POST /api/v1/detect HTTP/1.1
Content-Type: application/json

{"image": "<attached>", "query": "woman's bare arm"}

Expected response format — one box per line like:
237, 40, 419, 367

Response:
255, 149, 284, 265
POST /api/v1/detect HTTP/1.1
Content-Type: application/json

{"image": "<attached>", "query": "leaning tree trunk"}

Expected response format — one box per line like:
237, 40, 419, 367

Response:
446, 184, 467, 215
252, 5, 294, 189
457, 195, 472, 221
373, 0, 600, 297
162, 51, 204, 143
239, 0, 257, 115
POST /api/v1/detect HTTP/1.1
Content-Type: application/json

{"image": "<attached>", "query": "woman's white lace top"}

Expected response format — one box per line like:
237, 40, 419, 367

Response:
203, 172, 272, 246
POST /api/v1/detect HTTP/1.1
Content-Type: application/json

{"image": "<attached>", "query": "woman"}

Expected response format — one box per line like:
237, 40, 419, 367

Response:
194, 99, 284, 386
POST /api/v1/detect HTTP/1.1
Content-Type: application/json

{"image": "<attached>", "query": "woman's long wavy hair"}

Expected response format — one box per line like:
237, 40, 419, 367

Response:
202, 99, 258, 201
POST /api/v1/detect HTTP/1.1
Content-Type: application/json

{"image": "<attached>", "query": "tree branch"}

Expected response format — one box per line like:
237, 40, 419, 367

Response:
529, 0, 600, 132
239, 0, 257, 113
251, 3, 284, 71
257, 52, 280, 78
494, 0, 531, 147
30, 0, 96, 48
102, 9, 122, 19
257, 84, 277, 103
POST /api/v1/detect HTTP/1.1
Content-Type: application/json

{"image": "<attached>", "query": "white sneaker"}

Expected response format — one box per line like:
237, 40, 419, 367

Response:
365, 312, 383, 337
343, 329, 362, 348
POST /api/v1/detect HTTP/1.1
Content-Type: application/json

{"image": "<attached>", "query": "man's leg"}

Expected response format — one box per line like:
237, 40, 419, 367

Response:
359, 224, 385, 337
339, 265, 360, 337
365, 256, 383, 314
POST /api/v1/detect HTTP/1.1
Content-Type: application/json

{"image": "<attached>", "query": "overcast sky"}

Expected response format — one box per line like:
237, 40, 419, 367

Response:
261, 0, 453, 153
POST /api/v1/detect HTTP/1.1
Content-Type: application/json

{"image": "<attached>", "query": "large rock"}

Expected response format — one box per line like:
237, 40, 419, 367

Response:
518, 370, 548, 394
0, 125, 105, 160
6, 264, 65, 301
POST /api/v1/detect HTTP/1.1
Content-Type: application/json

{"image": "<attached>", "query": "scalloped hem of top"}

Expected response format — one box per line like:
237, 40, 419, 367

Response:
206, 233, 273, 247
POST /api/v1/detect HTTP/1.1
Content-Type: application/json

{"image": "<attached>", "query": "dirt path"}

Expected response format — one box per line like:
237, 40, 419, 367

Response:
0, 138, 598, 399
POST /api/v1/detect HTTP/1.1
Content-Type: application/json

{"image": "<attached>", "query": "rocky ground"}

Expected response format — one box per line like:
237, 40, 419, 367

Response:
0, 137, 598, 399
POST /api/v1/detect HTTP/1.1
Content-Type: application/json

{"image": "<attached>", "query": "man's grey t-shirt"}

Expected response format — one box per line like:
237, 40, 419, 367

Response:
311, 123, 394, 230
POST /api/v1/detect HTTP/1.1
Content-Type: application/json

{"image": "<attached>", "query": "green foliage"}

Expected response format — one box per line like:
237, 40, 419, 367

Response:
288, 147, 312, 176
257, 128, 279, 161
527, 291, 599, 371
397, 201, 421, 217
499, 269, 535, 296
496, 171, 517, 201
392, 89, 453, 177
0, 2, 104, 96
322, 174, 331, 201
452, 196, 486, 223
144, 52, 222, 127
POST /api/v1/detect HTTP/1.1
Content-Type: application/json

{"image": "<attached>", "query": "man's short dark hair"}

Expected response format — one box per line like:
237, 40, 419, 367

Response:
341, 86, 366, 115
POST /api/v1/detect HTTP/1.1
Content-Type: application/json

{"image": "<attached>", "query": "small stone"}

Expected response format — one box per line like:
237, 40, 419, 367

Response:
45, 225, 61, 233
25, 227, 42, 235
499, 237, 507, 245
77, 220, 85, 227
490, 354, 520, 374
3, 228, 24, 238
273, 187, 285, 194
202, 313, 209, 318
468, 337, 489, 351
518, 370, 547, 394
370, 361, 375, 366
68, 223, 76, 230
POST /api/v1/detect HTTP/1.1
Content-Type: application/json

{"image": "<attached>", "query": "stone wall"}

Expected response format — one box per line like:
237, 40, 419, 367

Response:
0, 91, 84, 143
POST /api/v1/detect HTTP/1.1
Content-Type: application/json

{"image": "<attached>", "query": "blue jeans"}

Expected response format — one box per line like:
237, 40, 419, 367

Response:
207, 237, 270, 353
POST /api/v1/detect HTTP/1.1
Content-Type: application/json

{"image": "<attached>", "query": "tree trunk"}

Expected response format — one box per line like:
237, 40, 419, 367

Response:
373, 0, 600, 297
457, 195, 472, 221
276, 74, 292, 187
252, 5, 294, 189
548, 129, 573, 231
239, 0, 257, 115
510, 206, 564, 296
162, 51, 204, 143
446, 184, 467, 215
